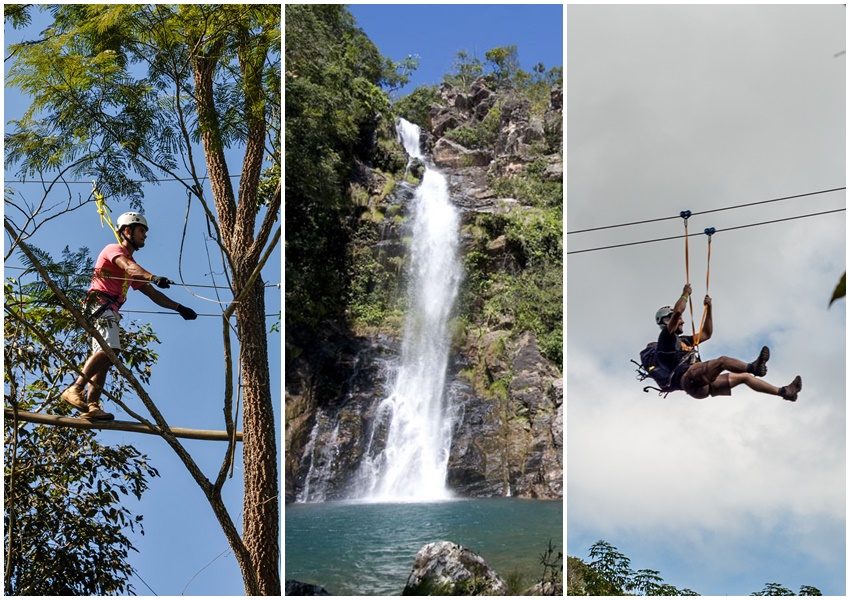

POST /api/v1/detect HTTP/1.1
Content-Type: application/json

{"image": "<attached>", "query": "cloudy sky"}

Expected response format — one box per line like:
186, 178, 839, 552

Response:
567, 5, 845, 595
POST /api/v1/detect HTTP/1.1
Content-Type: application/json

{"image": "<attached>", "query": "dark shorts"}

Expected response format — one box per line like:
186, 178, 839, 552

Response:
681, 362, 732, 399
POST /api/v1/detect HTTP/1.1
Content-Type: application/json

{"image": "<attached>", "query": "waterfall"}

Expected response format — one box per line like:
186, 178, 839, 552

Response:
359, 119, 462, 501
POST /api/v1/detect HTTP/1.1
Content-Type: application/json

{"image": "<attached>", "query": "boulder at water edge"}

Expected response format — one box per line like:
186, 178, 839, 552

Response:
285, 579, 331, 596
403, 541, 507, 596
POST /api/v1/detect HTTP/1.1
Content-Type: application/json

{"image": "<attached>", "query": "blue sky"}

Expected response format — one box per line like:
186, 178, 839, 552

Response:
4, 8, 280, 596
349, 4, 564, 98
567, 4, 844, 596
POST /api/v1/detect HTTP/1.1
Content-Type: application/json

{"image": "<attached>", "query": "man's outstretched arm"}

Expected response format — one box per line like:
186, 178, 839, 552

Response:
138, 285, 197, 320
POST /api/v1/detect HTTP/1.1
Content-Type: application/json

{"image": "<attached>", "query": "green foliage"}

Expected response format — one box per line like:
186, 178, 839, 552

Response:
286, 4, 397, 350
4, 247, 161, 596
3, 4, 32, 28
485, 45, 521, 88
459, 204, 562, 366
799, 585, 824, 596
443, 46, 561, 119
393, 85, 440, 130
382, 53, 420, 96
751, 583, 796, 596
444, 103, 502, 150
443, 50, 484, 91
752, 582, 822, 596
538, 539, 564, 595
571, 541, 822, 596
491, 169, 563, 210
6, 4, 280, 206
346, 223, 406, 332
829, 272, 845, 306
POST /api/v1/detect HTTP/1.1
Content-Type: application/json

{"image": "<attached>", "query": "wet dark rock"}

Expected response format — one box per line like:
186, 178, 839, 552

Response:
285, 579, 331, 596
403, 541, 507, 596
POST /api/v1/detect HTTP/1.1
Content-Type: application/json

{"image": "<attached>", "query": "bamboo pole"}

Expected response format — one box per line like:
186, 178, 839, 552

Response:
4, 408, 243, 442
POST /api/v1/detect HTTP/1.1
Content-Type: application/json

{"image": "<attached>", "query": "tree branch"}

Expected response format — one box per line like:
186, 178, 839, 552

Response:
4, 408, 243, 442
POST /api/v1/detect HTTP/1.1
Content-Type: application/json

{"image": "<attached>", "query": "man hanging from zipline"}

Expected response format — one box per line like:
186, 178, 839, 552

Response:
651, 283, 802, 401
61, 212, 198, 420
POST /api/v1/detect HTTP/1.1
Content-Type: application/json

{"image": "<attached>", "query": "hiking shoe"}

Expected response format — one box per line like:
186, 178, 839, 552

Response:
779, 376, 802, 402
749, 346, 770, 377
81, 404, 114, 421
61, 385, 89, 412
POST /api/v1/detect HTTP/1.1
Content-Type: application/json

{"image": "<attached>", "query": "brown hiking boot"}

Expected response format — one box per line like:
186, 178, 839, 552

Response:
80, 404, 114, 421
61, 385, 89, 412
779, 376, 802, 402
749, 346, 770, 377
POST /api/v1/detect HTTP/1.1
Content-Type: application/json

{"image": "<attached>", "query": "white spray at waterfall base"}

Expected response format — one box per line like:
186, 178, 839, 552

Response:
360, 120, 462, 501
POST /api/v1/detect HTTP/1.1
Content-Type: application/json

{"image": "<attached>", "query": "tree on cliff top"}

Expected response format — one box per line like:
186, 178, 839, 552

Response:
5, 5, 280, 594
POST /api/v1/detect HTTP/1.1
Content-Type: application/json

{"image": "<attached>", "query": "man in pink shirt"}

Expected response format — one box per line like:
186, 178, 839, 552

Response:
61, 212, 197, 420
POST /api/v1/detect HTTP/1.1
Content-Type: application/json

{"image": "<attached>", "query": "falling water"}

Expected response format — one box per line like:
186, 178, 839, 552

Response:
359, 119, 462, 501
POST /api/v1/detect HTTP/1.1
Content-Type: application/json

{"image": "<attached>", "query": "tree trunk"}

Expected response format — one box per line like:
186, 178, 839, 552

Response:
193, 49, 280, 595
237, 278, 280, 595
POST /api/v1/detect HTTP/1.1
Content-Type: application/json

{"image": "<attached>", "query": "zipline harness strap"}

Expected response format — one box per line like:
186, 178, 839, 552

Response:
681, 212, 715, 349
93, 181, 122, 245
695, 227, 715, 346
680, 210, 696, 341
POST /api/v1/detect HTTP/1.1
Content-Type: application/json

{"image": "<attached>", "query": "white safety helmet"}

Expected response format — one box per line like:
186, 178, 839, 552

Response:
116, 212, 149, 232
655, 306, 674, 328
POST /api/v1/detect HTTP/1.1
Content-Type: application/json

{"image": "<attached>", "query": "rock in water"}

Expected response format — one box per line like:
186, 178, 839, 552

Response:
284, 579, 331, 596
403, 541, 507, 596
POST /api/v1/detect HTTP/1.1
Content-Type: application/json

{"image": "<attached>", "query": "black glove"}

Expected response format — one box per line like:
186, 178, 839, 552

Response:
151, 275, 173, 289
176, 304, 197, 320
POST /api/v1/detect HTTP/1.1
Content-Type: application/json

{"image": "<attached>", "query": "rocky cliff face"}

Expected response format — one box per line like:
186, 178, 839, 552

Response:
285, 77, 562, 503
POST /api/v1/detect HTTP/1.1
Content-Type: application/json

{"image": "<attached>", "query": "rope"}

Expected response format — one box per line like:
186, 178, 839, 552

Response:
682, 211, 696, 341
93, 182, 122, 245
695, 229, 715, 346
681, 212, 714, 349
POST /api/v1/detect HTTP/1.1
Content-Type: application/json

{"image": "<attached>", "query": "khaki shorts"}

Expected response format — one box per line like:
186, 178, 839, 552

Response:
92, 309, 121, 353
681, 361, 731, 399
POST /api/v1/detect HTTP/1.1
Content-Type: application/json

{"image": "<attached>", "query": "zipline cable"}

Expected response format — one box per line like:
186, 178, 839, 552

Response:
567, 208, 845, 255
567, 186, 845, 235
4, 174, 242, 185
2, 266, 281, 290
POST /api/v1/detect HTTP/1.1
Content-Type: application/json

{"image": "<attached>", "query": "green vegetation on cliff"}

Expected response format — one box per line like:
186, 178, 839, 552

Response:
285, 5, 409, 354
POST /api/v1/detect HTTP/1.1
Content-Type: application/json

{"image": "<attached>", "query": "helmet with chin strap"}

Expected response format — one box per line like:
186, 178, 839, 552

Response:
116, 212, 148, 251
655, 306, 674, 328
116, 212, 148, 232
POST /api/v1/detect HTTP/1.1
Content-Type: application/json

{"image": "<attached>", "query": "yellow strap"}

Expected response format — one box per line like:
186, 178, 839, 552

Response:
94, 185, 122, 245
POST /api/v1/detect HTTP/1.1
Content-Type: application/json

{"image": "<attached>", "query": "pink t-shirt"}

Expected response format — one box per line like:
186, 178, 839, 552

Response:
89, 244, 147, 312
